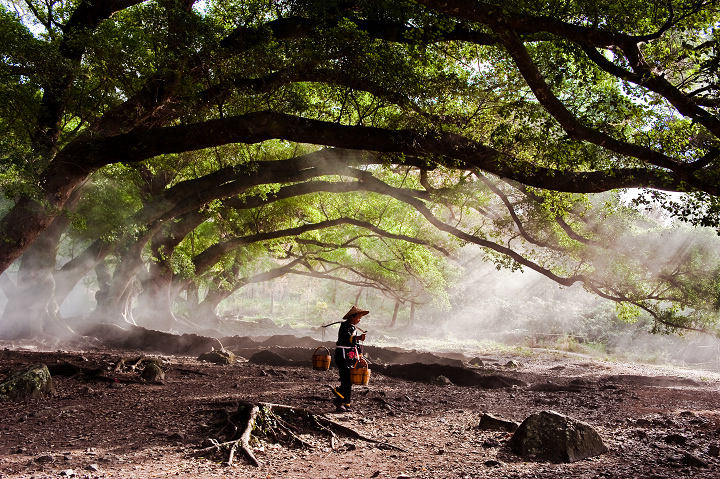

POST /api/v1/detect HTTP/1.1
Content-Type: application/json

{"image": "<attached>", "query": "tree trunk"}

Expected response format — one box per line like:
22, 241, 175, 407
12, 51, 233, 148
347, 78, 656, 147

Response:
354, 289, 362, 305
134, 270, 179, 331
91, 226, 159, 325
0, 148, 99, 276
409, 302, 416, 325
54, 239, 113, 307
186, 283, 199, 308
193, 289, 230, 324
0, 272, 16, 297
0, 220, 73, 338
0, 186, 87, 338
132, 216, 201, 331
0, 260, 61, 339
389, 300, 400, 328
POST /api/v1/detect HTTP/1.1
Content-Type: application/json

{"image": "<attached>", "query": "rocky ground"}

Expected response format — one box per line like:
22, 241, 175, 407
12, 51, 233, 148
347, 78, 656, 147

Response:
0, 327, 719, 479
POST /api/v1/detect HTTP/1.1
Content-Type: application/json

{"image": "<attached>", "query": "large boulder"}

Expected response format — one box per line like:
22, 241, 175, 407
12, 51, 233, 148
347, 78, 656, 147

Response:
508, 410, 608, 463
140, 363, 165, 383
0, 364, 54, 400
198, 350, 236, 365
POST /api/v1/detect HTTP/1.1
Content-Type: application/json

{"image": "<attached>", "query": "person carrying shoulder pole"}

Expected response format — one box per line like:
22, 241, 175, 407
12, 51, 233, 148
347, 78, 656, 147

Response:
329, 305, 368, 412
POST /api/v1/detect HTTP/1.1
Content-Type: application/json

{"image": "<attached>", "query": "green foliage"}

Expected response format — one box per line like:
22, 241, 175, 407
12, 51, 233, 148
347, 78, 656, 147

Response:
70, 164, 143, 242
3, 0, 720, 338
616, 302, 641, 323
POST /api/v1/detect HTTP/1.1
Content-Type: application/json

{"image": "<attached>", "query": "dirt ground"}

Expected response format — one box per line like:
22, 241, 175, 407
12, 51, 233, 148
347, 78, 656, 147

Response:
1, 334, 719, 479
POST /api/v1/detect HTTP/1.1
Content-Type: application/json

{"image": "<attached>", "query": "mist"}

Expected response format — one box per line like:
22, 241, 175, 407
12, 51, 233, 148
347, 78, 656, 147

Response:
1, 176, 719, 376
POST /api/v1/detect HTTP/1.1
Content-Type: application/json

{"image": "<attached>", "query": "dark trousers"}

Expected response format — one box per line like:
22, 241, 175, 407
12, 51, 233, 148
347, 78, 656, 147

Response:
334, 348, 352, 404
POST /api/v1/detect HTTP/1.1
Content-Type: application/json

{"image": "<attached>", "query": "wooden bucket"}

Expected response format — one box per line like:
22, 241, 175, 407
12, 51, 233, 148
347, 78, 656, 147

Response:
312, 346, 331, 371
350, 357, 371, 385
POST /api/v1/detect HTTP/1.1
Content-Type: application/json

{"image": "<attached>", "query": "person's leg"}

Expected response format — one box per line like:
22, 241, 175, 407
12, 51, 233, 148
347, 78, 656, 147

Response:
331, 349, 349, 407
339, 362, 351, 405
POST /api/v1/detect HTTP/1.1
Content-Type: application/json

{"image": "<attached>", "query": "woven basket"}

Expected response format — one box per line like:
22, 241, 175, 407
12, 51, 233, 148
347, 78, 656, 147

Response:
350, 357, 371, 385
311, 346, 331, 371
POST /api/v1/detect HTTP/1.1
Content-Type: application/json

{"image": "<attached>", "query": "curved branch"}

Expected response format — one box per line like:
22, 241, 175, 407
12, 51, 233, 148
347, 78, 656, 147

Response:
494, 28, 681, 171
287, 268, 396, 296
221, 15, 500, 50
197, 257, 306, 312
71, 111, 694, 194
584, 283, 714, 335
348, 169, 587, 286
192, 216, 445, 275
581, 45, 720, 140
416, 0, 646, 48
474, 173, 563, 251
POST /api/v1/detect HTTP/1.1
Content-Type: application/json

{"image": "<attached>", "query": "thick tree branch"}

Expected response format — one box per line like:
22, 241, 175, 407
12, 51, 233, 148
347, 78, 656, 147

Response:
197, 257, 306, 312
71, 111, 692, 193
581, 45, 720, 140
494, 29, 682, 171
221, 15, 499, 50
415, 0, 665, 48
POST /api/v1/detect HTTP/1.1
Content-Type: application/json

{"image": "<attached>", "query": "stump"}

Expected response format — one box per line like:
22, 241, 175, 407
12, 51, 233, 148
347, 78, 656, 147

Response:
195, 401, 404, 466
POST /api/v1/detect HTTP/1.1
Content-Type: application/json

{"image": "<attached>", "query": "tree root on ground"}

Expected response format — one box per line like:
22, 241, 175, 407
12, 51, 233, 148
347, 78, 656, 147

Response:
194, 401, 405, 466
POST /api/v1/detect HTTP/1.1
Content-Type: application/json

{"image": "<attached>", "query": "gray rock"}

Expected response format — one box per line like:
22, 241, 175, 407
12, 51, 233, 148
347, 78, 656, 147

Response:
508, 410, 608, 463
198, 349, 236, 365
478, 413, 520, 432
0, 364, 54, 400
682, 453, 708, 468
505, 360, 520, 368
140, 363, 165, 383
432, 375, 453, 385
482, 438, 501, 448
708, 443, 720, 457
468, 357, 484, 367
664, 433, 687, 445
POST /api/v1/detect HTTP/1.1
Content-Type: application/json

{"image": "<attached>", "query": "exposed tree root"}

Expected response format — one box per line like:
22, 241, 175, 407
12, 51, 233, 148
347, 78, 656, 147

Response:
195, 401, 405, 466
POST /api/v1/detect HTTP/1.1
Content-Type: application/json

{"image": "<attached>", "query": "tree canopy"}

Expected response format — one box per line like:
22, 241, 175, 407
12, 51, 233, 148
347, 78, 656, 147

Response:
1, 0, 720, 337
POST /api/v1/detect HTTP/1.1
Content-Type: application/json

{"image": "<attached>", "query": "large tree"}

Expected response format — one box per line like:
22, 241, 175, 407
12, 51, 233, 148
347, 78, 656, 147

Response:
2, 0, 720, 335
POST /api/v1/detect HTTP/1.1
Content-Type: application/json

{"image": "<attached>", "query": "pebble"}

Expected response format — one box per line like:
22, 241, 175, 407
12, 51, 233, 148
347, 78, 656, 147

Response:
682, 453, 708, 468
709, 444, 720, 457
664, 433, 687, 445
87, 464, 100, 472
59, 470, 75, 477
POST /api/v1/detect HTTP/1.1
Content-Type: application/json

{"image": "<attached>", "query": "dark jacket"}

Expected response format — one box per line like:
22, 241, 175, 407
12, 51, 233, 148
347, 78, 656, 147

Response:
336, 320, 357, 347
